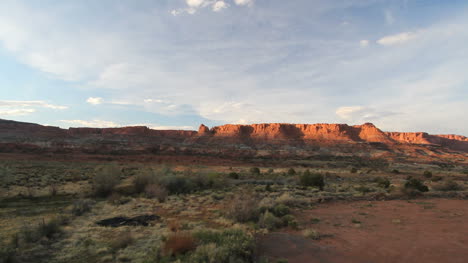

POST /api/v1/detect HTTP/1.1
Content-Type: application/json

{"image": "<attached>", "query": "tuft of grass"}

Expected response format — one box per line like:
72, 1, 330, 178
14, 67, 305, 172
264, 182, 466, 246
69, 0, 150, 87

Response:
302, 228, 321, 240
72, 199, 94, 216
110, 231, 134, 251
432, 180, 464, 191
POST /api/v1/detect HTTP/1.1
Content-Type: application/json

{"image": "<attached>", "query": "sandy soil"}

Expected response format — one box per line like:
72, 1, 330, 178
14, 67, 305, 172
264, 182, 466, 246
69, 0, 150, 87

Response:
258, 199, 468, 263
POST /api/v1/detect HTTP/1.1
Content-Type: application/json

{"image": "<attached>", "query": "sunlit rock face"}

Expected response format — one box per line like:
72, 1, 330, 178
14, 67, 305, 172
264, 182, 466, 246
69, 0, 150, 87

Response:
0, 119, 466, 163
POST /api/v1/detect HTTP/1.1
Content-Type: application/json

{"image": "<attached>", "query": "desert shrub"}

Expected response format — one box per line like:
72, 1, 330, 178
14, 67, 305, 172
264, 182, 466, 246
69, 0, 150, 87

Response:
271, 204, 290, 217
375, 177, 391, 189
72, 199, 94, 216
302, 228, 321, 240
228, 172, 240, 179
391, 169, 400, 174
110, 231, 134, 250
160, 175, 195, 195
355, 185, 373, 194
431, 176, 443, 182
37, 218, 64, 239
249, 167, 260, 175
299, 171, 324, 190
287, 168, 296, 176
350, 167, 358, 173
267, 168, 274, 174
423, 170, 433, 178
226, 191, 260, 223
0, 246, 16, 263
133, 170, 157, 194
107, 193, 131, 205
432, 180, 464, 191
162, 232, 197, 256
404, 178, 429, 192
281, 215, 298, 229
93, 165, 122, 197
49, 183, 59, 196
191, 229, 254, 263
276, 193, 308, 207
145, 184, 168, 202
258, 211, 282, 230
20, 217, 67, 243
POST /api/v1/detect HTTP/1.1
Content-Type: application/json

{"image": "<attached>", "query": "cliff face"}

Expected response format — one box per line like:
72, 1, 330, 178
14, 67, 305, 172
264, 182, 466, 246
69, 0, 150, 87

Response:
0, 119, 466, 163
204, 123, 394, 144
386, 132, 468, 152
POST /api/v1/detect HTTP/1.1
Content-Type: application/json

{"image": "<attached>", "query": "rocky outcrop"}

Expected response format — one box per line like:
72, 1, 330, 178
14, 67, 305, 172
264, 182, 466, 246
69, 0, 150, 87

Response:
387, 132, 468, 152
0, 119, 466, 163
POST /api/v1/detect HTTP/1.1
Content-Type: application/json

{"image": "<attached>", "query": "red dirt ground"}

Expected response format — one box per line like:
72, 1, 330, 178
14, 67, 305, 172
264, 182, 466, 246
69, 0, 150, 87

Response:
258, 199, 468, 263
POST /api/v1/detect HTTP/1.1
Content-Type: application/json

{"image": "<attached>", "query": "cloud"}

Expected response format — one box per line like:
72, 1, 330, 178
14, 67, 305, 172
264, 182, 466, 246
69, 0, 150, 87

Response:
0, 108, 36, 116
213, 1, 229, 12
59, 119, 193, 130
0, 100, 68, 110
234, 0, 254, 6
186, 0, 205, 8
377, 32, 417, 46
359, 40, 369, 47
0, 100, 67, 117
336, 106, 397, 123
86, 97, 103, 105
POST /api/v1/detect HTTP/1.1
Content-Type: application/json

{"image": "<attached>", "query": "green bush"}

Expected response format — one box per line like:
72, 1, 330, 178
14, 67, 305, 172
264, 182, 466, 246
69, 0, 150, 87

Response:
375, 177, 391, 188
228, 172, 240, 179
258, 211, 282, 230
423, 170, 433, 178
93, 165, 122, 197
226, 191, 260, 223
271, 204, 290, 217
391, 169, 400, 174
249, 167, 260, 175
191, 229, 254, 263
287, 168, 296, 175
431, 176, 443, 182
404, 178, 429, 192
299, 171, 324, 190
350, 168, 358, 173
281, 215, 298, 229
133, 170, 157, 194
159, 175, 195, 195
0, 246, 16, 263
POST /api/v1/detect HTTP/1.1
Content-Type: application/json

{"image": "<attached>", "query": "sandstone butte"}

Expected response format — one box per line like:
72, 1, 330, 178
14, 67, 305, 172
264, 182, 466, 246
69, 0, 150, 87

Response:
0, 119, 467, 154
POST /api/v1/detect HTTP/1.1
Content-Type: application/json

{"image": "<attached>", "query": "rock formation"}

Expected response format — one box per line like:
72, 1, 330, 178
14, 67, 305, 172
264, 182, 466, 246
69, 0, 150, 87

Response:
0, 119, 466, 164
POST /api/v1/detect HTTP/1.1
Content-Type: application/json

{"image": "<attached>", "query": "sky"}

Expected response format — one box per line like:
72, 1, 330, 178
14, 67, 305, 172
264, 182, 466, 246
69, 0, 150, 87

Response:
0, 0, 467, 135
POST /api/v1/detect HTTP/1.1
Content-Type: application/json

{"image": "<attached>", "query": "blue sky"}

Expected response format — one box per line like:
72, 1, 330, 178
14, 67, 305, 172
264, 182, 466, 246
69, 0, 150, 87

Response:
0, 0, 467, 134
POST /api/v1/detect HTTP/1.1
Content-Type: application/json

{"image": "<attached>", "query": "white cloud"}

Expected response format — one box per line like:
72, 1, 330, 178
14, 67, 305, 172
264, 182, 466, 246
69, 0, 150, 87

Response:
0, 100, 66, 117
60, 119, 119, 128
336, 106, 397, 123
377, 32, 417, 46
0, 108, 36, 116
59, 119, 193, 130
0, 100, 67, 110
86, 97, 103, 105
213, 1, 229, 12
359, 40, 369, 47
234, 0, 254, 6
186, 0, 205, 7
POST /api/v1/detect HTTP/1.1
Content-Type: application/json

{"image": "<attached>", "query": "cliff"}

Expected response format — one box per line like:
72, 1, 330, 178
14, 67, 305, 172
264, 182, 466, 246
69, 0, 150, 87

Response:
0, 119, 466, 163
